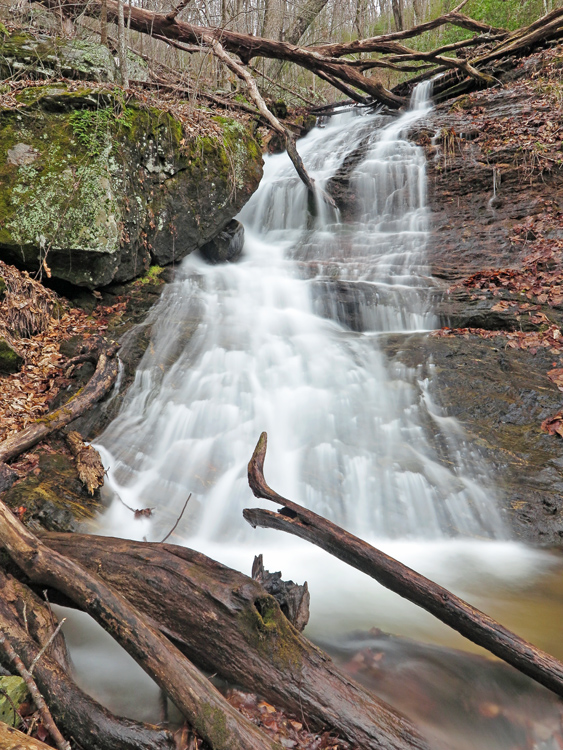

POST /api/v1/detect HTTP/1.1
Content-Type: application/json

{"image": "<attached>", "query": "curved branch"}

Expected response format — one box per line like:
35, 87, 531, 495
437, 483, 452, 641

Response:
245, 432, 563, 700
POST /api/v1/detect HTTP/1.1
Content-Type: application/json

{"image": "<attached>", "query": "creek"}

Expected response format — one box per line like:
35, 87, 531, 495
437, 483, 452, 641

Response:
60, 84, 563, 749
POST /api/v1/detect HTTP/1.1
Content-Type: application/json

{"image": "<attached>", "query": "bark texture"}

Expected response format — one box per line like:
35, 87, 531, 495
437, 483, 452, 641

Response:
40, 532, 428, 750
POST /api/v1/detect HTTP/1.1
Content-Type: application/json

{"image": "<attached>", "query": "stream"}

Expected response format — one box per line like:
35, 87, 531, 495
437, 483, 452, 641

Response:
62, 84, 563, 749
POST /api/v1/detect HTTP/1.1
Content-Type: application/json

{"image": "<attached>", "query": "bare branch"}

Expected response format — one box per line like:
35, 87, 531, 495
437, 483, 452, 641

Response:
166, 0, 192, 23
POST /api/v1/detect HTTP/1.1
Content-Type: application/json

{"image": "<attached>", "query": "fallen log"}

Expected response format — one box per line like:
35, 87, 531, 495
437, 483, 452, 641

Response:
40, 532, 428, 750
0, 722, 53, 750
0, 344, 119, 465
0, 570, 176, 750
0, 498, 286, 750
244, 432, 563, 699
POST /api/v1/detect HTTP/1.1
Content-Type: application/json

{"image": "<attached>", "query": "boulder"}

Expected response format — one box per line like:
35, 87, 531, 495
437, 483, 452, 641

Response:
0, 29, 149, 83
200, 219, 245, 264
0, 84, 263, 288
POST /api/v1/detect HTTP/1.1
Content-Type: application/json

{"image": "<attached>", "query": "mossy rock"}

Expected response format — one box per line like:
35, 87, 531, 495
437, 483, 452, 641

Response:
0, 677, 29, 727
0, 29, 149, 84
2, 449, 103, 531
0, 339, 23, 374
0, 81, 263, 288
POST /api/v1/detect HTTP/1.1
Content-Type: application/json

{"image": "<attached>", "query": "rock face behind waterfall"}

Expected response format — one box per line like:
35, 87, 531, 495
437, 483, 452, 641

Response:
0, 31, 263, 288
326, 49, 563, 545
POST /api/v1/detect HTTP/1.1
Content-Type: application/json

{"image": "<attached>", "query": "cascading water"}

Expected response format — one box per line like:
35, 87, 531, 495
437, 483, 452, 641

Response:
66, 84, 563, 743
96, 83, 504, 544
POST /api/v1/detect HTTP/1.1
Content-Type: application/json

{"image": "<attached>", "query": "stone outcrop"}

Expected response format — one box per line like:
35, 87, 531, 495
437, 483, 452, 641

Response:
0, 29, 149, 83
0, 32, 263, 288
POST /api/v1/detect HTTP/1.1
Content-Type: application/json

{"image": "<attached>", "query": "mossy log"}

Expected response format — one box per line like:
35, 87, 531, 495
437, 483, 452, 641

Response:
0, 570, 176, 750
40, 532, 427, 750
0, 499, 284, 750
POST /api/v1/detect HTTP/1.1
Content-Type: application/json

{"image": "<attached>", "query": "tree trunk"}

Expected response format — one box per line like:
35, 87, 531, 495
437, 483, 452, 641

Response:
117, 0, 129, 87
244, 432, 563, 701
0, 500, 284, 750
392, 0, 403, 30
0, 571, 176, 750
40, 532, 429, 750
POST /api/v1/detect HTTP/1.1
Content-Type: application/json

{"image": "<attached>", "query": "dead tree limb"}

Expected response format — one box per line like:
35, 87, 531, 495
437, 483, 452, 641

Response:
36, 0, 563, 109
0, 499, 285, 750
0, 344, 119, 465
0, 571, 177, 750
202, 33, 327, 200
244, 432, 563, 700
40, 532, 429, 750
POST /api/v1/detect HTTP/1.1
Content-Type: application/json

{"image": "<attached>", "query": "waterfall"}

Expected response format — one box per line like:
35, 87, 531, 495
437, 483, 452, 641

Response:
96, 83, 505, 548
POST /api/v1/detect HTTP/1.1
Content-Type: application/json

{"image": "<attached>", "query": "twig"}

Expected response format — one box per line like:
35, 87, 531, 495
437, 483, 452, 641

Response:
160, 494, 191, 543
29, 619, 66, 676
0, 632, 71, 750
114, 490, 154, 519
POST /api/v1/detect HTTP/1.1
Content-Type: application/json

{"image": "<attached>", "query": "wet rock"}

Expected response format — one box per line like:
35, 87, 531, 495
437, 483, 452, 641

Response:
200, 219, 245, 264
2, 448, 103, 532
0, 463, 17, 493
384, 332, 563, 545
0, 339, 23, 374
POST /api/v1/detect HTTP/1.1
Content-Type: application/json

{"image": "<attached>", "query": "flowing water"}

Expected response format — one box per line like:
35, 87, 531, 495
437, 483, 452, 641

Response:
67, 85, 563, 747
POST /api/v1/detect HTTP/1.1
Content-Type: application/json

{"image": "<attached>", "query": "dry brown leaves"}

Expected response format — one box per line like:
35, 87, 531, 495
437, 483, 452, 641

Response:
226, 690, 351, 750
0, 263, 121, 443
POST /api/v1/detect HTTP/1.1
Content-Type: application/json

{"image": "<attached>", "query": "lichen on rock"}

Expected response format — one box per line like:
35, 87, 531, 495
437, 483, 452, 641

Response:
0, 80, 263, 288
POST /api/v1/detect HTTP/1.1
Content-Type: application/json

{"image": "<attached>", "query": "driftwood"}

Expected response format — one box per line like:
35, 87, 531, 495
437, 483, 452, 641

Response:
244, 432, 563, 700
0, 498, 286, 750
0, 570, 177, 750
0, 722, 53, 750
251, 553, 310, 632
40, 532, 428, 750
0, 344, 119, 466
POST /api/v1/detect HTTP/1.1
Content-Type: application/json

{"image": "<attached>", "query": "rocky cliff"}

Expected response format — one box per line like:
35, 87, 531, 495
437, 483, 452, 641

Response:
0, 30, 263, 288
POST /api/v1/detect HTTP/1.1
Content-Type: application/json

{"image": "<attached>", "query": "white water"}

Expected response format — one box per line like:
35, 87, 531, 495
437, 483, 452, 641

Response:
78, 86, 562, 735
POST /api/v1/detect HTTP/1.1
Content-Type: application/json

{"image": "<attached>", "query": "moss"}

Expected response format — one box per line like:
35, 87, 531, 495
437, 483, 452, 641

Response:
237, 595, 303, 672
134, 264, 164, 286
194, 703, 230, 749
0, 340, 23, 374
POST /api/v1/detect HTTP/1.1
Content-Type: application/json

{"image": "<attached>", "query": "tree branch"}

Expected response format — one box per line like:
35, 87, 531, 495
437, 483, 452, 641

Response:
244, 432, 563, 700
